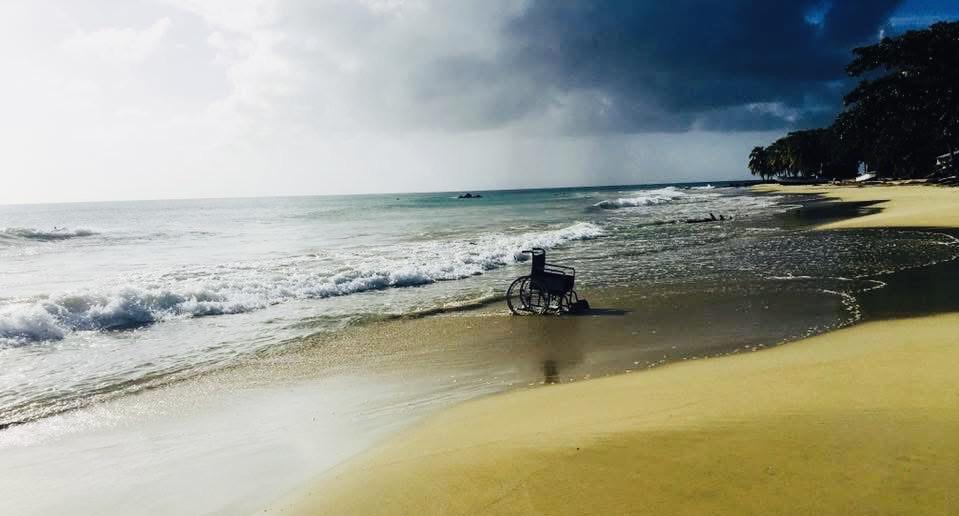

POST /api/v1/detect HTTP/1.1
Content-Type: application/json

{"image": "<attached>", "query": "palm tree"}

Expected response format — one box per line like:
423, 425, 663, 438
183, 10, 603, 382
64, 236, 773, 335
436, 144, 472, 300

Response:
747, 21, 959, 180
748, 146, 771, 180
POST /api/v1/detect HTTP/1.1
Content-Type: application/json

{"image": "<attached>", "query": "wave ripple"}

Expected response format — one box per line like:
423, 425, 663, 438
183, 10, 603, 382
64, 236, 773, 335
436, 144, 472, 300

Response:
0, 222, 602, 344
0, 227, 97, 243
593, 187, 703, 209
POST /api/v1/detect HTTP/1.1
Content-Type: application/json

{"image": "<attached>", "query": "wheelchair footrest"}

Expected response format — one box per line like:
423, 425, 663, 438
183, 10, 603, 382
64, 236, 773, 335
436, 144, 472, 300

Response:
568, 298, 590, 314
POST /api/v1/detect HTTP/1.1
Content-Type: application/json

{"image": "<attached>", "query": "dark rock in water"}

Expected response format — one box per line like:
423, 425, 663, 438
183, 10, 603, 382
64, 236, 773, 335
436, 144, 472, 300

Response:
458, 193, 482, 199
685, 213, 728, 224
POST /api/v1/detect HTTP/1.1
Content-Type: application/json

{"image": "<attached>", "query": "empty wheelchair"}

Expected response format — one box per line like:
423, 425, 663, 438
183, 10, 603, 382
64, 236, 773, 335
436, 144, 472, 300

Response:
506, 248, 586, 315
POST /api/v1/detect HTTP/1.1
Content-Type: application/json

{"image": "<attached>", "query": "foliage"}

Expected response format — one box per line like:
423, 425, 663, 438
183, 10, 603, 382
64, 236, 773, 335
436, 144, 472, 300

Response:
749, 21, 959, 180
749, 128, 858, 180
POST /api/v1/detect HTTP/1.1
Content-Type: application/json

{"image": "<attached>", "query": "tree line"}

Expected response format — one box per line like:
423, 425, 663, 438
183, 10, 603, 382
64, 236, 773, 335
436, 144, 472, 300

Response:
749, 21, 959, 181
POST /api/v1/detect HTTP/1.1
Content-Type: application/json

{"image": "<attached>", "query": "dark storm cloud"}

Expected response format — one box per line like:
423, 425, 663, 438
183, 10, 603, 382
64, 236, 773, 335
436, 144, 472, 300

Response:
487, 0, 903, 132
200, 0, 913, 135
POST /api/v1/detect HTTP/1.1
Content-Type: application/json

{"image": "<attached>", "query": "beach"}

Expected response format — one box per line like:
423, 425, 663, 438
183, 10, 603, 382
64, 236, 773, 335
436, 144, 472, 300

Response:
6, 183, 856, 515
272, 183, 959, 515
754, 183, 959, 229
3, 183, 957, 515
6, 4, 958, 515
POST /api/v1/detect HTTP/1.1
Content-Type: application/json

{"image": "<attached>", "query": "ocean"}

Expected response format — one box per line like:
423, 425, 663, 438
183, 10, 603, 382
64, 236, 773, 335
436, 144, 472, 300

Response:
3, 183, 959, 428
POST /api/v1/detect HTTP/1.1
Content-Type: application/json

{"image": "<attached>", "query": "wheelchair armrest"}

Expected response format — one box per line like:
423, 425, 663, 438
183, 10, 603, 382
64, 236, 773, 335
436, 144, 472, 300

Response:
544, 263, 575, 276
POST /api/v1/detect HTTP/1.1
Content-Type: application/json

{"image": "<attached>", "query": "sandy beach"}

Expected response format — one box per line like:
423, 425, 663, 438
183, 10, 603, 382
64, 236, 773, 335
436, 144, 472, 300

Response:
754, 182, 959, 229
271, 184, 959, 515
7, 7, 958, 516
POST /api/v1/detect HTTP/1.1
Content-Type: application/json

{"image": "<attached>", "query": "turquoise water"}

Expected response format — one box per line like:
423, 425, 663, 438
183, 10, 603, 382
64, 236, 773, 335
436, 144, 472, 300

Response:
2, 182, 957, 426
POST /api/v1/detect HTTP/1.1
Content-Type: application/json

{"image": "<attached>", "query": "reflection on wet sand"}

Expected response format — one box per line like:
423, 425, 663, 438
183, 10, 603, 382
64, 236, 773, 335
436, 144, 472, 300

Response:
527, 314, 588, 385
542, 360, 559, 384
287, 282, 851, 392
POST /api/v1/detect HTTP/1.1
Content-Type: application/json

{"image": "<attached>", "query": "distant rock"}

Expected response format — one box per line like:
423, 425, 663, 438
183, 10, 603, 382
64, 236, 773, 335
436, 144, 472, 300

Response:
458, 193, 482, 199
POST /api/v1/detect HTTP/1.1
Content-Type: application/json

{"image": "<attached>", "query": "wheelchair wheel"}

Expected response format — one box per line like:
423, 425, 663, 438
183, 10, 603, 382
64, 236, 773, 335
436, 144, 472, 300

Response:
525, 279, 552, 314
506, 276, 531, 315
541, 290, 563, 314
552, 291, 571, 314
559, 290, 579, 313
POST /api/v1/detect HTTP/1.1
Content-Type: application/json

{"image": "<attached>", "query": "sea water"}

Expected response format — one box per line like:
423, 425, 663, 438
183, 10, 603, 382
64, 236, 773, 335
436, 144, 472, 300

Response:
2, 183, 958, 427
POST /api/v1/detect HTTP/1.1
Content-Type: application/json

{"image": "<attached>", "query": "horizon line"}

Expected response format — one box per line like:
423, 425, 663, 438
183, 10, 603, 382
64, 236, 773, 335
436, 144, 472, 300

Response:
0, 178, 761, 208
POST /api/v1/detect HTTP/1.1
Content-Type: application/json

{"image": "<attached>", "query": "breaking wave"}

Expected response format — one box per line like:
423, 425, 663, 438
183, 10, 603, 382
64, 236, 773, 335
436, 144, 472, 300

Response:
0, 227, 98, 243
593, 187, 704, 209
0, 222, 602, 344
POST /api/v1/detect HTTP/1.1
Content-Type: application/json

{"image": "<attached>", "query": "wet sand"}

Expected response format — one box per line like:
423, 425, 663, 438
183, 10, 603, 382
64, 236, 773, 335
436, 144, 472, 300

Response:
272, 184, 959, 515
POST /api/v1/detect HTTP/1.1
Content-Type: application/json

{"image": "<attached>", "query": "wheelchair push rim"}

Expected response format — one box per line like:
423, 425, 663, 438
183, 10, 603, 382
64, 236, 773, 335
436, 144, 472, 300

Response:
507, 276, 553, 315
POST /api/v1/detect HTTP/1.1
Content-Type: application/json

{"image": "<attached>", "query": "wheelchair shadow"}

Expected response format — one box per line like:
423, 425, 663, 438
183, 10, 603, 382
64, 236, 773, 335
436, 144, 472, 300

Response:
572, 307, 630, 316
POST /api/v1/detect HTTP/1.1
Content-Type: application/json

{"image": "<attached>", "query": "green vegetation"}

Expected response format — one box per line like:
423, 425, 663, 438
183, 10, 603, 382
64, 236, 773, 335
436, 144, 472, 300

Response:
749, 21, 959, 181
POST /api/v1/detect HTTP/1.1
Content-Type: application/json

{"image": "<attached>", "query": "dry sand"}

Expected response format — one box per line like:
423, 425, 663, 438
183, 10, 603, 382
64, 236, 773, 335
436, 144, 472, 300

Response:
754, 182, 959, 229
269, 184, 959, 516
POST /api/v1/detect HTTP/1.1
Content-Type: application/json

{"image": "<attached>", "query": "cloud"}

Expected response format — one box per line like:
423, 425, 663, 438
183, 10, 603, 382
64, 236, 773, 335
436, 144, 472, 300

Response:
62, 17, 172, 63
163, 0, 906, 137
1, 0, 947, 203
502, 0, 903, 132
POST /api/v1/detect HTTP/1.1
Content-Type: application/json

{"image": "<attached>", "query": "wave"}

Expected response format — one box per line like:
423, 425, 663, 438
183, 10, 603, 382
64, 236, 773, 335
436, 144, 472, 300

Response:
592, 187, 703, 209
0, 222, 602, 344
690, 184, 715, 190
0, 227, 98, 243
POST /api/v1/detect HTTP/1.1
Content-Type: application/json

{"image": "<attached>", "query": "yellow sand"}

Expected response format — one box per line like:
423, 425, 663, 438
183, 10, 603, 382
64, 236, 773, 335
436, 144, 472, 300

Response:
753, 182, 959, 229
271, 184, 959, 516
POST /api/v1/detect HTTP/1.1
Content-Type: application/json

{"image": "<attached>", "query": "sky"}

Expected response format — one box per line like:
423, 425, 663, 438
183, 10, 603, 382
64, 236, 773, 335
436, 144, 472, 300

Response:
1, 0, 957, 204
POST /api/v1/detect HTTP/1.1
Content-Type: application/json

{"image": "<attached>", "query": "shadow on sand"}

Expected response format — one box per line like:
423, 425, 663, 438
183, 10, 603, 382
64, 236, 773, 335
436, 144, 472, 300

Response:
777, 199, 886, 227
577, 307, 630, 316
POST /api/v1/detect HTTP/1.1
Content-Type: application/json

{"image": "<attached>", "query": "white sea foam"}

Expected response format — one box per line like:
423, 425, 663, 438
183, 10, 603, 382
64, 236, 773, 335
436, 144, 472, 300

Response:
0, 227, 98, 243
0, 222, 603, 344
592, 186, 782, 216
593, 187, 697, 209
0, 305, 66, 343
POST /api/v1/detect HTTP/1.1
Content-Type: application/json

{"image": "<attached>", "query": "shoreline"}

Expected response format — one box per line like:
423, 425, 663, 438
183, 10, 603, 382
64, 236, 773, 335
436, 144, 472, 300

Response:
271, 183, 959, 515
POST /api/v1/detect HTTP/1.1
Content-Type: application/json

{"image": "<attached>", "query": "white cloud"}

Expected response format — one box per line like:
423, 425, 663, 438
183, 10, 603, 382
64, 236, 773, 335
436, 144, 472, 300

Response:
62, 17, 172, 63
0, 0, 770, 204
745, 102, 800, 123
163, 0, 278, 32
166, 0, 533, 134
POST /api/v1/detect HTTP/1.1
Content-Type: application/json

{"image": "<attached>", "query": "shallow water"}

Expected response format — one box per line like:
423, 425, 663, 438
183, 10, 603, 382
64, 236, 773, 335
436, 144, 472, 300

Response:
3, 185, 959, 515
2, 184, 958, 426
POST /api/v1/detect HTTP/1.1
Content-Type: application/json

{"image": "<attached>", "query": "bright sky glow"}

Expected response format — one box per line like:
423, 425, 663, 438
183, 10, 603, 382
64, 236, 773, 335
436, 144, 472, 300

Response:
0, 1, 955, 204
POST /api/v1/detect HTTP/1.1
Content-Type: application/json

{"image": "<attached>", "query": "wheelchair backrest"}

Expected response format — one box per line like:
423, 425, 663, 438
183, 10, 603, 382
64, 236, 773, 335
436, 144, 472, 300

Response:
530, 248, 546, 274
